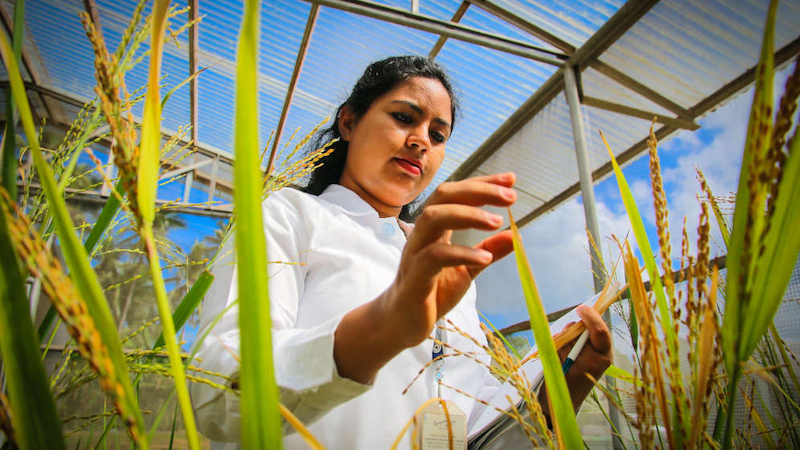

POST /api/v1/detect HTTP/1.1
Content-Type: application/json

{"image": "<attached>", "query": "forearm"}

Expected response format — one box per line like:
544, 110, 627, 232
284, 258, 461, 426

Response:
333, 294, 409, 384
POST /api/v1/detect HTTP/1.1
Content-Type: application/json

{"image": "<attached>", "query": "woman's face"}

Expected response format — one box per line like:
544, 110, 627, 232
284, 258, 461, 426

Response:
338, 77, 452, 218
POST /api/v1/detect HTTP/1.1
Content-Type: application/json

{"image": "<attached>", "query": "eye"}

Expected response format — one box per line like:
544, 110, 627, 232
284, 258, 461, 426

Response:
431, 131, 446, 143
392, 112, 412, 123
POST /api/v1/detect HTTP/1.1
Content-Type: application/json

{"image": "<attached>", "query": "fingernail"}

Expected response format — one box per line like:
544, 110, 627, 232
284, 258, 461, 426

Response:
487, 213, 503, 225
478, 250, 493, 263
500, 187, 515, 201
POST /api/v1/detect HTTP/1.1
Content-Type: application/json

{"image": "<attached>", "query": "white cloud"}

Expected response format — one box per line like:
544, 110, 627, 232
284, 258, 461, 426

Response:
477, 196, 633, 328
476, 62, 797, 330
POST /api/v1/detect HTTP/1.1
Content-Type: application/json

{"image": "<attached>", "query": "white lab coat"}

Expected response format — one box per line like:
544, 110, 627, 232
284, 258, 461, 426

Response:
191, 185, 500, 449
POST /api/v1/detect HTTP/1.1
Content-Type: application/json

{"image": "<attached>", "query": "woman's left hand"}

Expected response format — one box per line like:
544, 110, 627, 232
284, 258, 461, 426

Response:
538, 305, 612, 422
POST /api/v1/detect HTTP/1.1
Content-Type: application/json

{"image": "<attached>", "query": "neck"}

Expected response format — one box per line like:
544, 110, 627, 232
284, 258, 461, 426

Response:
338, 180, 402, 218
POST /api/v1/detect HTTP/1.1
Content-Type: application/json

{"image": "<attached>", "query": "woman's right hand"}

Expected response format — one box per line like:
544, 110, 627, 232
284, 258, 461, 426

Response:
334, 172, 517, 384
382, 172, 518, 348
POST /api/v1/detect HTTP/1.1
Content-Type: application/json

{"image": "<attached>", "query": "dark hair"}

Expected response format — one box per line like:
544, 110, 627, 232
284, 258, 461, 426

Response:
300, 55, 458, 222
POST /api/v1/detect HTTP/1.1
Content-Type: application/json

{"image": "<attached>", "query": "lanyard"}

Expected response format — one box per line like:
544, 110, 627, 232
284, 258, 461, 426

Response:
431, 319, 446, 398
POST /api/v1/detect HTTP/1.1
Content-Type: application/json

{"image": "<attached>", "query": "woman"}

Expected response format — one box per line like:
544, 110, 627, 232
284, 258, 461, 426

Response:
191, 56, 611, 449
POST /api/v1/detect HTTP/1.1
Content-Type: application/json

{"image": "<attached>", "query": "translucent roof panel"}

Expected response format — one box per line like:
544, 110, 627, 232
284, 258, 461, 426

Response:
25, 0, 98, 100
490, 0, 626, 49
457, 2, 563, 50
2, 0, 798, 226
580, 66, 675, 118
277, 5, 440, 167
453, 0, 800, 246
433, 38, 558, 187
599, 0, 800, 110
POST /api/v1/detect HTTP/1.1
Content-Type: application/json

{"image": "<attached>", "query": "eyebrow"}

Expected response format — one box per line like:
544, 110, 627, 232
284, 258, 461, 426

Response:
390, 100, 451, 130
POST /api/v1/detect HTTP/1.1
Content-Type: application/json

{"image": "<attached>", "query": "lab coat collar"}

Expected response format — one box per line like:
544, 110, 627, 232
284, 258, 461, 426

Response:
320, 184, 414, 235
320, 184, 377, 217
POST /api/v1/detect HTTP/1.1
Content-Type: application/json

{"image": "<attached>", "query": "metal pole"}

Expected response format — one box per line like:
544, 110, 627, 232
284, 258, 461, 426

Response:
563, 65, 603, 292
266, 3, 320, 174
563, 64, 623, 450
184, 0, 199, 204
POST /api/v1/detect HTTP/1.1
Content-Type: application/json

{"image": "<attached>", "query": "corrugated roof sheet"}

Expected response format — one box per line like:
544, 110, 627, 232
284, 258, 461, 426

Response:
1, 0, 797, 227
452, 0, 799, 245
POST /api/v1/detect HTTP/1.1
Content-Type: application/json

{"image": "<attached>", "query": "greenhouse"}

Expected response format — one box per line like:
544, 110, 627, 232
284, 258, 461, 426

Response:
0, 0, 798, 448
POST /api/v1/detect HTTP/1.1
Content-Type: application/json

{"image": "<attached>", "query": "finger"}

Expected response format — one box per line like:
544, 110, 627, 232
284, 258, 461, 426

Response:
426, 178, 516, 208
467, 172, 516, 187
576, 305, 612, 355
411, 242, 493, 275
409, 204, 504, 252
466, 230, 514, 277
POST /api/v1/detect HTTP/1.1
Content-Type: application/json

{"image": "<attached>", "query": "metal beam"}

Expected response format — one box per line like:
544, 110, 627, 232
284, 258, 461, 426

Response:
43, 107, 236, 199
305, 0, 567, 66
428, 1, 469, 58
690, 35, 800, 118
22, 183, 233, 218
582, 95, 699, 130
0, 81, 235, 166
514, 36, 800, 228
159, 158, 213, 182
466, 0, 575, 54
564, 66, 604, 293
0, 1, 64, 123
447, 0, 660, 182
184, 0, 200, 206
207, 153, 219, 203
590, 60, 692, 119
565, 64, 623, 448
189, 0, 199, 145
267, 3, 320, 173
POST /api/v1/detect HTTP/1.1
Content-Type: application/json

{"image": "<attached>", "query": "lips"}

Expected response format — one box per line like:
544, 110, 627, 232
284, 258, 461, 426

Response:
394, 157, 422, 175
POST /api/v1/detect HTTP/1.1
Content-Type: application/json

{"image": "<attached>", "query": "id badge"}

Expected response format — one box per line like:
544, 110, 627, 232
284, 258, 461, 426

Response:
415, 400, 467, 450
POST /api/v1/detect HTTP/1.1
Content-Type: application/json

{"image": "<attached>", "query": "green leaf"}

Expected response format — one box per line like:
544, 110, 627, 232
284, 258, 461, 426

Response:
161, 65, 210, 110
136, 3, 201, 448
235, 0, 282, 446
599, 131, 679, 378
1, 0, 24, 201
601, 131, 688, 444
152, 269, 214, 349
741, 102, 800, 359
0, 206, 66, 450
723, 0, 777, 375
604, 364, 643, 388
83, 179, 125, 254
508, 209, 582, 450
137, 0, 170, 225
0, 21, 147, 448
39, 178, 124, 343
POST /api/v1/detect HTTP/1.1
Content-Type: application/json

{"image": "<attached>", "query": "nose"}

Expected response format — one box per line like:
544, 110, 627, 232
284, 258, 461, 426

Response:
407, 125, 430, 152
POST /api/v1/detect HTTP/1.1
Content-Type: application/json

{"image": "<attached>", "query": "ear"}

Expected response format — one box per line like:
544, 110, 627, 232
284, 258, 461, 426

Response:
338, 104, 356, 141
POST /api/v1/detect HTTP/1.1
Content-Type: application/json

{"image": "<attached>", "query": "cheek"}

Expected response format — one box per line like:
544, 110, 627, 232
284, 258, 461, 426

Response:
428, 148, 445, 173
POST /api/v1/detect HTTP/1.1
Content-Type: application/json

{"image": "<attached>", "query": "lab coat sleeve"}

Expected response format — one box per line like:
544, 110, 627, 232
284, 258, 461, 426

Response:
190, 191, 371, 442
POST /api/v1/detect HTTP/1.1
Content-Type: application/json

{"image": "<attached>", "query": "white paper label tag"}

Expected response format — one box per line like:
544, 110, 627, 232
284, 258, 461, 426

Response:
416, 400, 467, 450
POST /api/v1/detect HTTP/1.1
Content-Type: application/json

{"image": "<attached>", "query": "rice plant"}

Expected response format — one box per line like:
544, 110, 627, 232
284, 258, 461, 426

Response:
591, 1, 800, 446
1, 0, 797, 449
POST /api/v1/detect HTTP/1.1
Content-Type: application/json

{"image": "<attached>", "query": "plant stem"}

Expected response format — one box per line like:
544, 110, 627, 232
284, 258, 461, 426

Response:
722, 367, 742, 450
142, 223, 199, 450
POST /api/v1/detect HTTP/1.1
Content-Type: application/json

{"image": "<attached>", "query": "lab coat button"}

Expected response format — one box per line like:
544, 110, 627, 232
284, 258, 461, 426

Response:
380, 222, 395, 237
